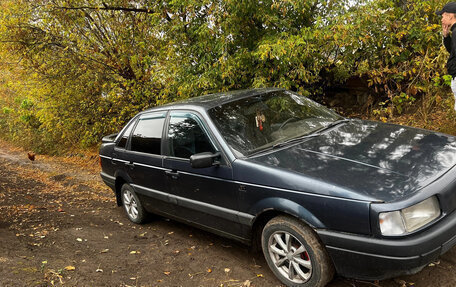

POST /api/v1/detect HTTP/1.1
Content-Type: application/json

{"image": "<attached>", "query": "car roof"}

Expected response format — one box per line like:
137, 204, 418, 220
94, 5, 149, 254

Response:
144, 87, 285, 113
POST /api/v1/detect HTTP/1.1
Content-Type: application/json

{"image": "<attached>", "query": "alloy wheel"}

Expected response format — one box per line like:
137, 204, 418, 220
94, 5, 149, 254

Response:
123, 189, 139, 220
267, 231, 313, 284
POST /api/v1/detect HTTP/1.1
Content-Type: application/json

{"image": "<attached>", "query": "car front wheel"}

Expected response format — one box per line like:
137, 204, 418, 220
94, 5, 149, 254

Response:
261, 216, 334, 287
120, 184, 147, 224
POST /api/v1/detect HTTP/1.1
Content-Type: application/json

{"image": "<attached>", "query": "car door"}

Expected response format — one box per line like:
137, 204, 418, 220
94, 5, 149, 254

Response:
163, 111, 243, 236
123, 111, 175, 215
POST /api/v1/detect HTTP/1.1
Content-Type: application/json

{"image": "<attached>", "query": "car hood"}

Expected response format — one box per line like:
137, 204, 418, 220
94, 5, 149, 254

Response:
248, 119, 456, 202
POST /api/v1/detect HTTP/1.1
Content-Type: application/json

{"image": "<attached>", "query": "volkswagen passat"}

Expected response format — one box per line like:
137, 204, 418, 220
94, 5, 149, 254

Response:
100, 88, 456, 287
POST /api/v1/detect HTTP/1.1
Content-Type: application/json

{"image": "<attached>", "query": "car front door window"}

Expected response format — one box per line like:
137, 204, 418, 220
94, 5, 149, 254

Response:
168, 112, 216, 159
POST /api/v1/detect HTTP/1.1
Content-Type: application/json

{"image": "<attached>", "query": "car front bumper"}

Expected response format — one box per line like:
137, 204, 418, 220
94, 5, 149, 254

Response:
317, 209, 456, 280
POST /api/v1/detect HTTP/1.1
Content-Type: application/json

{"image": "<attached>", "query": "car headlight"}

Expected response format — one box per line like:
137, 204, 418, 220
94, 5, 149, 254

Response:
379, 196, 440, 236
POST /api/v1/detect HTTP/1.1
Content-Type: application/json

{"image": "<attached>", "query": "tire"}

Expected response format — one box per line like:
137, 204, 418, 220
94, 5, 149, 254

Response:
120, 184, 147, 224
261, 216, 334, 287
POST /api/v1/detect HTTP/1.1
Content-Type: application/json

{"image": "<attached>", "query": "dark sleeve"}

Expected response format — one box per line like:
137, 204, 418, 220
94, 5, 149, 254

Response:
444, 35, 452, 53
451, 34, 456, 56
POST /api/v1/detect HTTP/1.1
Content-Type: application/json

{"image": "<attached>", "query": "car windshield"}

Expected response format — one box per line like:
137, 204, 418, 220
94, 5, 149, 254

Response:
208, 90, 343, 157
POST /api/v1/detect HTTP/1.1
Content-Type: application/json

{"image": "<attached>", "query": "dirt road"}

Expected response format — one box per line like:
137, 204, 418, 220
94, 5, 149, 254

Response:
0, 142, 455, 287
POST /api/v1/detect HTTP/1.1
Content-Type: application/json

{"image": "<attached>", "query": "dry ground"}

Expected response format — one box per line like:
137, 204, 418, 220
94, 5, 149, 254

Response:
0, 141, 455, 287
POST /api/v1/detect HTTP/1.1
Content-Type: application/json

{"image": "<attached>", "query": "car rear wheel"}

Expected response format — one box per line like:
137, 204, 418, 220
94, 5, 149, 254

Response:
261, 216, 334, 287
121, 184, 147, 224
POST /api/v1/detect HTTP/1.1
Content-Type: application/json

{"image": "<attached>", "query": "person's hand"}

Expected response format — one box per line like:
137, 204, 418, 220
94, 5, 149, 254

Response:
443, 23, 451, 37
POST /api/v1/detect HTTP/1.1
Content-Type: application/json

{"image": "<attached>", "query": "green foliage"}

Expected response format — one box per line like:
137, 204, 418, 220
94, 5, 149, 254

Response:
0, 0, 453, 153
331, 0, 450, 116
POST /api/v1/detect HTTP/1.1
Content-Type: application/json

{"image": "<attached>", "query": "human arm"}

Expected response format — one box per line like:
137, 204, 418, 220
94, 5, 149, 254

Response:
451, 29, 456, 56
444, 24, 452, 53
444, 35, 452, 53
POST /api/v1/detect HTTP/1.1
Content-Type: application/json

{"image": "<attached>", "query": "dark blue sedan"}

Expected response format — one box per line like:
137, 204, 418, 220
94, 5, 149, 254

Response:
99, 88, 456, 287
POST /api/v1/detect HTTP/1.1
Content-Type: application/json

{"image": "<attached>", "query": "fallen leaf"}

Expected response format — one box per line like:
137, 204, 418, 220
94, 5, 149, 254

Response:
164, 271, 171, 276
76, 238, 82, 242
129, 250, 139, 254
64, 266, 75, 271
242, 280, 252, 287
100, 249, 109, 253
224, 268, 231, 273
167, 231, 174, 235
256, 274, 264, 277
394, 279, 406, 287
207, 268, 212, 273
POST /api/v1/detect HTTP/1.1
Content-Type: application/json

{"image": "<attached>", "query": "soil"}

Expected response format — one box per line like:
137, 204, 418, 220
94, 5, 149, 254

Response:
0, 141, 455, 287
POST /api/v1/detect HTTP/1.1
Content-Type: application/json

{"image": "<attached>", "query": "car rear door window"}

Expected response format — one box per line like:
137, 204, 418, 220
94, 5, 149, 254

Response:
168, 112, 216, 159
131, 112, 166, 155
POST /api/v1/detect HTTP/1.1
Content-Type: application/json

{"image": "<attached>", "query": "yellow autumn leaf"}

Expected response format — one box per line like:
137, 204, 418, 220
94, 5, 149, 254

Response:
65, 265, 76, 271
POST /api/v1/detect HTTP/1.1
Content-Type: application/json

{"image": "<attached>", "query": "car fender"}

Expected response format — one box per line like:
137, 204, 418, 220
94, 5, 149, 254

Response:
250, 197, 325, 229
114, 169, 133, 186
113, 169, 134, 206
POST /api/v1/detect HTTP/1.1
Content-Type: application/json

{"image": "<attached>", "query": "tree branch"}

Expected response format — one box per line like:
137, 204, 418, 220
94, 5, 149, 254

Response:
56, 5, 155, 14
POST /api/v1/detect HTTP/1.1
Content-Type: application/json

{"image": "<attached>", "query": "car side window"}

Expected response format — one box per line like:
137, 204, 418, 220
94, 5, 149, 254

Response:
130, 113, 166, 155
116, 120, 135, 149
168, 112, 216, 159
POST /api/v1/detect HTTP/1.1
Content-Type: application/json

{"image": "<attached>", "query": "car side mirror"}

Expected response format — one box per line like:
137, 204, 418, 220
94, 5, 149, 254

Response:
190, 152, 221, 168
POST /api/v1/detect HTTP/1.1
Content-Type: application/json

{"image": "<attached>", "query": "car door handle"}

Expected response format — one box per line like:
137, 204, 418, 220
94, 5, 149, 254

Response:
125, 162, 135, 169
111, 153, 118, 165
165, 170, 179, 179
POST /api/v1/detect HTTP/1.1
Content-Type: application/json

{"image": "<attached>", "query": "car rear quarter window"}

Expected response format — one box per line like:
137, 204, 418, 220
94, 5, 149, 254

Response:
117, 120, 136, 149
131, 113, 166, 155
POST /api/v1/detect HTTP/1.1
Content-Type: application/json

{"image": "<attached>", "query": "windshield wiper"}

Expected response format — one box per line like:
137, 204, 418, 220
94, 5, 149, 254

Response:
271, 119, 349, 150
272, 133, 320, 149
247, 118, 350, 158
313, 118, 349, 135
